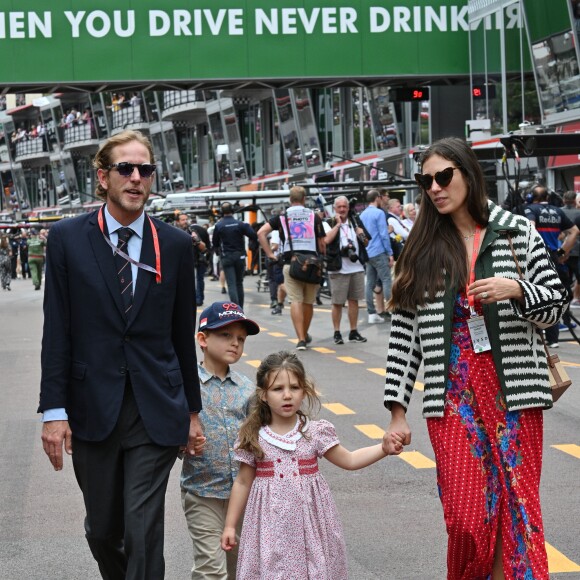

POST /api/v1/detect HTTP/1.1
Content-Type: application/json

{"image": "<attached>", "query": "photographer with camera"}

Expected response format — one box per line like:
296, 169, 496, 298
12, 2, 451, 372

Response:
323, 196, 369, 344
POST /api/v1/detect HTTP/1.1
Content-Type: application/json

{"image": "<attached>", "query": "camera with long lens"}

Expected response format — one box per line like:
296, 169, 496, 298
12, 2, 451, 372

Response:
348, 201, 369, 247
340, 239, 359, 262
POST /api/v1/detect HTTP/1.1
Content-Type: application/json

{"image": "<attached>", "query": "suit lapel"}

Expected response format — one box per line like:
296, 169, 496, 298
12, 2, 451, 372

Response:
88, 216, 127, 321
127, 217, 157, 327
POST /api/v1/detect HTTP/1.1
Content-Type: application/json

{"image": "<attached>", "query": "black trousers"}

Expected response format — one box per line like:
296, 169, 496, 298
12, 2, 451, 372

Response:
72, 382, 179, 580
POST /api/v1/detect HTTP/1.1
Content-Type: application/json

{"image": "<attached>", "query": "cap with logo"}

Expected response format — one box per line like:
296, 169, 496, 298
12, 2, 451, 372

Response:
198, 302, 260, 335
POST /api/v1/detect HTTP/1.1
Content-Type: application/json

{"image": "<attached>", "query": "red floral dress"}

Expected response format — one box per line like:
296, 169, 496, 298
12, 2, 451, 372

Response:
427, 293, 548, 579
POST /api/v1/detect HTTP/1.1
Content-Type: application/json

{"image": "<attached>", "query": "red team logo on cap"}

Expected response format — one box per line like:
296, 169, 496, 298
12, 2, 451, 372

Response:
222, 303, 239, 311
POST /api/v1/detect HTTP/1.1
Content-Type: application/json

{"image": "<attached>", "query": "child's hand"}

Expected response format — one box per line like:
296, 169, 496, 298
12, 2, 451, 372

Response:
221, 527, 237, 551
193, 436, 207, 455
383, 431, 405, 456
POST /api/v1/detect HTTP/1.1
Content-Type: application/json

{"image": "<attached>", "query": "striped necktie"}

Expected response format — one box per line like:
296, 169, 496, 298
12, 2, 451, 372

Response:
115, 227, 134, 315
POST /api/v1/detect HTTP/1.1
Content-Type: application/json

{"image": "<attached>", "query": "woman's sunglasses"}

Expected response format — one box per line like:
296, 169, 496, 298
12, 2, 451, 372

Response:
414, 166, 458, 191
106, 162, 156, 178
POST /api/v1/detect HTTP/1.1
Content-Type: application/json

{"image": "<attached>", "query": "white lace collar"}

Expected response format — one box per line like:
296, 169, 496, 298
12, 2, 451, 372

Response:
259, 418, 309, 451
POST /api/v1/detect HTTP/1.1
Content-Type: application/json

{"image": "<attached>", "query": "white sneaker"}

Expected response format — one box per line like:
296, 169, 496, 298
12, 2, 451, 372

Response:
368, 313, 385, 324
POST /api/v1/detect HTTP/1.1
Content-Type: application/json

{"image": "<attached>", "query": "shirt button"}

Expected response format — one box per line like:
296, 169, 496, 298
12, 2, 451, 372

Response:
291, 457, 296, 462
293, 472, 297, 476
277, 458, 281, 463
279, 474, 284, 478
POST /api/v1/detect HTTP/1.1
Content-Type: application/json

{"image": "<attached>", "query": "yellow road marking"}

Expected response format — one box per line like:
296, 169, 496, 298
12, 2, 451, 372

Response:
259, 326, 268, 332
337, 356, 363, 364
322, 403, 356, 415
366, 369, 424, 392
551, 444, 580, 459
355, 424, 385, 439
546, 541, 580, 573
312, 347, 336, 354
399, 451, 436, 469
561, 360, 580, 367
245, 360, 262, 368
268, 332, 287, 338
288, 338, 298, 344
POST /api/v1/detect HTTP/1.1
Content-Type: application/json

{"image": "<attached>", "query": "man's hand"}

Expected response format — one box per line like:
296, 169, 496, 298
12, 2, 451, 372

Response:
41, 420, 72, 471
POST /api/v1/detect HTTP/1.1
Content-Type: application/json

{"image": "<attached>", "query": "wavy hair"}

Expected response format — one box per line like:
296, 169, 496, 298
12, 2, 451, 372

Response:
389, 137, 489, 311
93, 130, 155, 200
237, 351, 320, 459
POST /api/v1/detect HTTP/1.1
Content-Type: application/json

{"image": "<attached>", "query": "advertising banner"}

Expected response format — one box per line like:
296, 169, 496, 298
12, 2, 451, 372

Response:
0, 0, 526, 88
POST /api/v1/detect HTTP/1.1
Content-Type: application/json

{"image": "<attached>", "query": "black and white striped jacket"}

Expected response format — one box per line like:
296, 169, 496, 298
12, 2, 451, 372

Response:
384, 202, 569, 417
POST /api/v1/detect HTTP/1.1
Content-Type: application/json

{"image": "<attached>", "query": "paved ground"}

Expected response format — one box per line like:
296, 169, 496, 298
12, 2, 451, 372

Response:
1, 273, 579, 579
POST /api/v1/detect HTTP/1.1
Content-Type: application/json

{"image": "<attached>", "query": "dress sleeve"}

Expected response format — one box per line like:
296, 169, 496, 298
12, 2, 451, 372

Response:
314, 420, 340, 457
234, 446, 256, 467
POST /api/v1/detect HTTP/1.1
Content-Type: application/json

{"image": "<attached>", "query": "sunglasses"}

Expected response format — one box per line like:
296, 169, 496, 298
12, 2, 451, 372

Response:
414, 167, 458, 191
107, 162, 156, 178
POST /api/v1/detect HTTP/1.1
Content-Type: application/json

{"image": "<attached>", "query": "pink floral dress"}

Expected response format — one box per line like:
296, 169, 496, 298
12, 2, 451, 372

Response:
234, 419, 348, 579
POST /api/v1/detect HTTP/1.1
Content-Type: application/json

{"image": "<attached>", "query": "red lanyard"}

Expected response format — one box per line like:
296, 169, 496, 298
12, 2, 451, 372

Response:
465, 225, 482, 312
98, 205, 161, 284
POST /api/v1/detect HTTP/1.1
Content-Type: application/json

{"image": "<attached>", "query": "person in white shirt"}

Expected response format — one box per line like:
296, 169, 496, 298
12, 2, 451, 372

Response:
386, 199, 410, 241
402, 203, 416, 231
323, 196, 368, 344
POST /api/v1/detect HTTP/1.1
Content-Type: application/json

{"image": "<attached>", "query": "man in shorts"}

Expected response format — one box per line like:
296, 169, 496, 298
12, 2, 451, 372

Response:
258, 186, 326, 350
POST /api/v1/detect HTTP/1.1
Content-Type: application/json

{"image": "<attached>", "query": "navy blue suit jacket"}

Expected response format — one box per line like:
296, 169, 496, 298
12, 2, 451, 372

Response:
38, 209, 201, 446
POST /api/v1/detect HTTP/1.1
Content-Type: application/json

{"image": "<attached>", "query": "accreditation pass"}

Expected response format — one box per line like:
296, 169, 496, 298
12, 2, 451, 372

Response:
467, 316, 492, 353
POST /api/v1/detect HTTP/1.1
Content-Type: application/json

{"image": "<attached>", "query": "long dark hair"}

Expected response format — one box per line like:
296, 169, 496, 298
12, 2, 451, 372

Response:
237, 351, 320, 459
390, 137, 489, 311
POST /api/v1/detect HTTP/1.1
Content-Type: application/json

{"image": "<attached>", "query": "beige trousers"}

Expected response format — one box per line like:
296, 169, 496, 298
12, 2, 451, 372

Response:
181, 491, 241, 580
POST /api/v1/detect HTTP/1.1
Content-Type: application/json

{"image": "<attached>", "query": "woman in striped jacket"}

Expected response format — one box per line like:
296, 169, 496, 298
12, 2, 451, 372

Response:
382, 138, 568, 580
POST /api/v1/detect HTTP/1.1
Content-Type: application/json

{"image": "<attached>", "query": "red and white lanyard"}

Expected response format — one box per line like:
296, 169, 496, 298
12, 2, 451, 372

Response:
465, 226, 482, 316
98, 205, 161, 284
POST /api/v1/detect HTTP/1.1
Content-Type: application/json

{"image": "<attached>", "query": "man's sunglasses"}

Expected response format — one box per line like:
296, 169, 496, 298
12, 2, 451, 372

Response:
414, 166, 458, 191
106, 162, 156, 178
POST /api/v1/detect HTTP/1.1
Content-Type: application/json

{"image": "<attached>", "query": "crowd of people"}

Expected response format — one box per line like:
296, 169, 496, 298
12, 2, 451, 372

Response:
0, 228, 47, 291
33, 130, 579, 580
10, 123, 46, 143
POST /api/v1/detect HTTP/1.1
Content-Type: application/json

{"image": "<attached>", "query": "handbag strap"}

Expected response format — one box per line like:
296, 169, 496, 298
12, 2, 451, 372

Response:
283, 215, 295, 254
506, 233, 553, 360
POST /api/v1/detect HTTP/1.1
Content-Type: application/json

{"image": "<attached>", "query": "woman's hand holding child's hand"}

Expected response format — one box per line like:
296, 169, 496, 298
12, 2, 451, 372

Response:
383, 432, 405, 456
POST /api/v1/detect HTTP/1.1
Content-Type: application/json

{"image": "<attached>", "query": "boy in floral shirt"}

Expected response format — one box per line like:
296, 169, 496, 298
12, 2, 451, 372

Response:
181, 301, 260, 579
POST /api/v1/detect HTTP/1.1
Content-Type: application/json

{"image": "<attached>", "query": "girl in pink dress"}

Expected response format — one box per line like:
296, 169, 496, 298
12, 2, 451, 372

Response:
221, 351, 404, 579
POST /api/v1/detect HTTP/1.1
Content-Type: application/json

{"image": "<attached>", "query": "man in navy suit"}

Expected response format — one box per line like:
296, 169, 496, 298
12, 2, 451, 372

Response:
38, 130, 203, 579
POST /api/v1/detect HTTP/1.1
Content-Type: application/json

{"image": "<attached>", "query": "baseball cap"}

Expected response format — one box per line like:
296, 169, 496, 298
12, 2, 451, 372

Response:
198, 302, 260, 335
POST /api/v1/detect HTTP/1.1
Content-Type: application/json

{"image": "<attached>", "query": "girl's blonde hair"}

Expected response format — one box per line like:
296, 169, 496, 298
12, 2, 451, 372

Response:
237, 351, 320, 459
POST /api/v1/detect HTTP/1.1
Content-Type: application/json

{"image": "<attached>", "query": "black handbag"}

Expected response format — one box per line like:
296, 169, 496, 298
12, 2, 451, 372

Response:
284, 216, 324, 285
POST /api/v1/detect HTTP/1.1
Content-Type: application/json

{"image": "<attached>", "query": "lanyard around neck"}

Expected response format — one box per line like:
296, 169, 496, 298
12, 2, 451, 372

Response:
466, 225, 482, 312
98, 205, 161, 284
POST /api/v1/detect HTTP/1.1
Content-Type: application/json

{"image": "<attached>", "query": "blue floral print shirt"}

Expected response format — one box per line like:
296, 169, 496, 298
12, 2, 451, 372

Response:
180, 363, 255, 499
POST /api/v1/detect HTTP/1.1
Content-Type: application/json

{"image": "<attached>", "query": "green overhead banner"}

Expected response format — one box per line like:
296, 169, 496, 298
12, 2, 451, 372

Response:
0, 0, 526, 88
